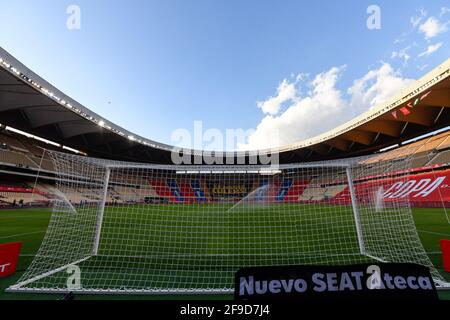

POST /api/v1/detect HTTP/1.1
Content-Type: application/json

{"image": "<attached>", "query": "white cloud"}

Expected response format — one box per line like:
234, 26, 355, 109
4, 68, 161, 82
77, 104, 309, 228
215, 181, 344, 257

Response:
440, 7, 450, 17
256, 79, 297, 115
347, 63, 414, 110
396, 9, 426, 44
240, 64, 414, 150
410, 16, 422, 28
411, 8, 428, 27
419, 17, 448, 39
391, 47, 410, 65
417, 64, 428, 71
418, 42, 443, 57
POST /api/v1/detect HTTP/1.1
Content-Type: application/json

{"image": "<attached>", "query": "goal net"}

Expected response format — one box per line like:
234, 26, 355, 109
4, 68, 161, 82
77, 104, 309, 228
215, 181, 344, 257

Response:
8, 151, 449, 294
227, 183, 280, 212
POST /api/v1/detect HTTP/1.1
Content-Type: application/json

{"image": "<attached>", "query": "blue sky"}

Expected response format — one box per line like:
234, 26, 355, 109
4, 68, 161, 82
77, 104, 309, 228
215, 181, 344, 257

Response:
0, 0, 449, 150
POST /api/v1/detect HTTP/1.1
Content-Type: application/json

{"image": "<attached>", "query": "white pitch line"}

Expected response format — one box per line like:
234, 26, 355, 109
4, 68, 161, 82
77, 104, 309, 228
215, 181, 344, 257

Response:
418, 229, 450, 237
8, 256, 91, 291
0, 230, 45, 240
426, 251, 442, 255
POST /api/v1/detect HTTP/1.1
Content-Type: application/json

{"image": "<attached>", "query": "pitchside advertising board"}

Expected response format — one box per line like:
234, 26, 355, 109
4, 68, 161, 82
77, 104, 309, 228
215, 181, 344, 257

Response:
235, 264, 438, 300
0, 242, 22, 278
355, 169, 450, 206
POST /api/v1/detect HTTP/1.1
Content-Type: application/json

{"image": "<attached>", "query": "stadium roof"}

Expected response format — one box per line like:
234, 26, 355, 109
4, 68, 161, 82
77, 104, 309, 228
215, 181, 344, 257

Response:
0, 46, 449, 164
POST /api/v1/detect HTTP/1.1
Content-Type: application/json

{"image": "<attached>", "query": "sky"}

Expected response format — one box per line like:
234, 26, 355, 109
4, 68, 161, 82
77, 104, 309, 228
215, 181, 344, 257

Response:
0, 0, 449, 151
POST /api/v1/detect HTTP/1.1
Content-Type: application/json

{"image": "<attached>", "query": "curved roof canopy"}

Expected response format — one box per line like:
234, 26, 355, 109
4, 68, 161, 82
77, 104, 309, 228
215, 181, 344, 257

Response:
0, 46, 449, 164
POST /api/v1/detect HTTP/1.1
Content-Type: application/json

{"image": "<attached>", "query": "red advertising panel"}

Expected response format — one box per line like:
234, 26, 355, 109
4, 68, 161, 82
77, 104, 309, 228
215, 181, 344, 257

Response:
0, 186, 33, 193
0, 242, 22, 278
327, 169, 450, 208
378, 170, 450, 204
442, 240, 450, 273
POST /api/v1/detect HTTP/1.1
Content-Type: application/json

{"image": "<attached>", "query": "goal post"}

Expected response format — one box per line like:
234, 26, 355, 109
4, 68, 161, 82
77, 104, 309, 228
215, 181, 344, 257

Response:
346, 167, 366, 257
7, 151, 450, 294
93, 167, 111, 256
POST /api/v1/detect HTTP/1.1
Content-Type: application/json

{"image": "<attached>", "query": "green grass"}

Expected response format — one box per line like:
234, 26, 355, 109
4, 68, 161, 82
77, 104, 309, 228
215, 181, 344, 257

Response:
0, 205, 449, 300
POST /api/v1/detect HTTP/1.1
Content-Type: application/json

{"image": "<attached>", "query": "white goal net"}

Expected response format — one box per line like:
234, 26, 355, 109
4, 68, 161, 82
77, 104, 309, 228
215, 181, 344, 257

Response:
7, 151, 449, 294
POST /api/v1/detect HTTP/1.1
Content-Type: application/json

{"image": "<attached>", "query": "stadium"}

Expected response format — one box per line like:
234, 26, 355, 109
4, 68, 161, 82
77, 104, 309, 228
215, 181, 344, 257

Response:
0, 3, 450, 303
1, 46, 450, 299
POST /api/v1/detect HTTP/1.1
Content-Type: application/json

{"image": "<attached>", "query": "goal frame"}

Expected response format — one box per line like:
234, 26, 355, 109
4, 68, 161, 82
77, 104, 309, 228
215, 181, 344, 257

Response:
7, 155, 450, 294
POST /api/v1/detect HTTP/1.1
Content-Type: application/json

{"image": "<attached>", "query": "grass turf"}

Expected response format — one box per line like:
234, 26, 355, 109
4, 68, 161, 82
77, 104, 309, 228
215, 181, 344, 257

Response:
0, 205, 449, 300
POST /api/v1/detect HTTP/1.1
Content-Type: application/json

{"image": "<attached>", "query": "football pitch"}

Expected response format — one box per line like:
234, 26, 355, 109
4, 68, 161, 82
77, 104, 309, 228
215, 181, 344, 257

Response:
0, 205, 449, 300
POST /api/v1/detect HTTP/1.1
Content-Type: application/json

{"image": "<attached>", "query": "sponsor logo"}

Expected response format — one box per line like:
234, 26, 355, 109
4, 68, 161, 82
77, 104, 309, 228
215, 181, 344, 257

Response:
239, 266, 432, 295
212, 185, 248, 196
235, 263, 437, 300
382, 177, 446, 199
0, 242, 22, 278
0, 263, 11, 273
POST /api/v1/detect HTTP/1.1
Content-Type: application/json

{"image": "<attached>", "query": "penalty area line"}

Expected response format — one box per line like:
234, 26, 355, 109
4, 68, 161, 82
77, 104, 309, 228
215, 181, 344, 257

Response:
418, 229, 450, 237
0, 230, 45, 240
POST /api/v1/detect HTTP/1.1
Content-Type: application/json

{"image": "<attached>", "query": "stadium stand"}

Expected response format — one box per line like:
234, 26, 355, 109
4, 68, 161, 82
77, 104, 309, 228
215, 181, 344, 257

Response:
110, 185, 158, 204
0, 131, 28, 150
324, 185, 348, 199
29, 156, 54, 171
290, 130, 450, 205
429, 150, 450, 166
178, 180, 196, 203
1, 123, 450, 209
0, 130, 56, 170
360, 130, 450, 171
0, 178, 51, 206
150, 179, 178, 202
0, 192, 49, 204
437, 135, 450, 150
0, 150, 38, 169
284, 179, 309, 202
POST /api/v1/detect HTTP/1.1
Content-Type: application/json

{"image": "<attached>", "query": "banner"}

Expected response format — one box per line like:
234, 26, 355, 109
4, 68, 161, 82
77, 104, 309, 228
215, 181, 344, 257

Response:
235, 263, 438, 301
0, 186, 33, 193
360, 169, 450, 207
442, 240, 450, 273
0, 242, 22, 278
323, 169, 450, 208
209, 183, 250, 197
